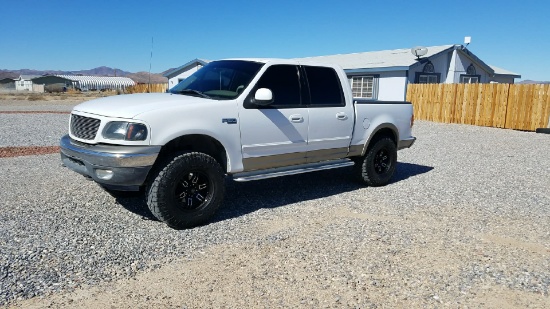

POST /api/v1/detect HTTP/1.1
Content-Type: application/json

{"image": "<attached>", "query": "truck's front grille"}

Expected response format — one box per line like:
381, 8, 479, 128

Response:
70, 114, 100, 140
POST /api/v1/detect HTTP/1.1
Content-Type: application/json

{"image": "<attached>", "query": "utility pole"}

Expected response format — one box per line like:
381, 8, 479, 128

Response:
148, 37, 153, 93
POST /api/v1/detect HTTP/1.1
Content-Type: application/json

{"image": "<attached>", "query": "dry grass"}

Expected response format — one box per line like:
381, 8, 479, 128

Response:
27, 94, 46, 101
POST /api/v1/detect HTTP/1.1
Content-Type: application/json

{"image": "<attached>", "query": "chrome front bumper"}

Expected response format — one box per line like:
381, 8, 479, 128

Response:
60, 135, 161, 190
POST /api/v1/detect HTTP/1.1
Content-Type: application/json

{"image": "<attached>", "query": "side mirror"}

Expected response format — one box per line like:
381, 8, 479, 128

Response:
254, 88, 273, 106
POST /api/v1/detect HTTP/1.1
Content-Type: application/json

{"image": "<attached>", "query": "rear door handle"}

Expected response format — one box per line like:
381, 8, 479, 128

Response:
336, 112, 348, 120
289, 114, 303, 123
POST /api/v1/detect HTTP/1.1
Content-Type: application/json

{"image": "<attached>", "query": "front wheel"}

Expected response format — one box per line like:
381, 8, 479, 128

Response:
146, 152, 225, 229
353, 137, 397, 186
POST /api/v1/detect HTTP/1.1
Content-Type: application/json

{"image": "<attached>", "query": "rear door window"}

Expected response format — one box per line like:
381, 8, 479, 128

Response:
303, 66, 345, 107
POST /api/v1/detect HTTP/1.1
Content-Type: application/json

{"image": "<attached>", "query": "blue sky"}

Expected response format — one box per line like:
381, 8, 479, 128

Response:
1, 0, 548, 80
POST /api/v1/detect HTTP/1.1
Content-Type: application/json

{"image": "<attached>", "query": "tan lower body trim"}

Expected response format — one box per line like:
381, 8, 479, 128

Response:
242, 147, 351, 172
242, 152, 305, 171
348, 145, 364, 157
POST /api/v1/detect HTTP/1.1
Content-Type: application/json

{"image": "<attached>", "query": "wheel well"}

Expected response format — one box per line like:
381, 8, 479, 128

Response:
158, 134, 228, 171
367, 128, 397, 150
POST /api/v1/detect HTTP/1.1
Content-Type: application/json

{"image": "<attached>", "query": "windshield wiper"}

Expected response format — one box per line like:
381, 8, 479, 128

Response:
177, 89, 211, 99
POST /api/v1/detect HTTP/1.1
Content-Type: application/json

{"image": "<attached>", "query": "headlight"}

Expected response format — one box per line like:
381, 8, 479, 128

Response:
102, 122, 148, 141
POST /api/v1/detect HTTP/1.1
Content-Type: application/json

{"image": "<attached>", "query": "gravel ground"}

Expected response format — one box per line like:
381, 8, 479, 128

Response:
0, 100, 81, 112
1, 100, 549, 308
0, 114, 70, 147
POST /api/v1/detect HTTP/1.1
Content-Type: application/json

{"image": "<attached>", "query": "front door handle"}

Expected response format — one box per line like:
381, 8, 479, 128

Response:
336, 112, 348, 120
289, 114, 303, 123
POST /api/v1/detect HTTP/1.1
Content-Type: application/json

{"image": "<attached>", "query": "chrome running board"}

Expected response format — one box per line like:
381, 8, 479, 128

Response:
232, 159, 355, 182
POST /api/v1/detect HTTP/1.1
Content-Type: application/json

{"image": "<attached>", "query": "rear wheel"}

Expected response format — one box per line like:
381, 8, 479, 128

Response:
146, 152, 225, 229
354, 137, 397, 186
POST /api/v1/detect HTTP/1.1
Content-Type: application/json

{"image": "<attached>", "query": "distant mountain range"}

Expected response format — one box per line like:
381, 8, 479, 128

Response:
516, 80, 550, 84
0, 66, 170, 84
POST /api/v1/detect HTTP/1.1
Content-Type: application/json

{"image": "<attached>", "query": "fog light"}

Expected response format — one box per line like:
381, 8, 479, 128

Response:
95, 169, 114, 180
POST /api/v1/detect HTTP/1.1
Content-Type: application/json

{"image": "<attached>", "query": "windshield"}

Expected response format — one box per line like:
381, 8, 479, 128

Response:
170, 60, 264, 100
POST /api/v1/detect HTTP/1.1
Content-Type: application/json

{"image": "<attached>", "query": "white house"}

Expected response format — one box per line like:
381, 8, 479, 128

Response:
296, 44, 521, 101
163, 59, 209, 90
15, 75, 39, 91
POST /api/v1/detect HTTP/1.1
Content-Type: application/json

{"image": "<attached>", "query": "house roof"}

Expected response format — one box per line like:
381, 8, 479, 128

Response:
163, 58, 210, 79
55, 75, 136, 86
0, 78, 15, 84
489, 65, 521, 78
31, 75, 73, 84
295, 45, 519, 78
31, 75, 135, 88
19, 75, 40, 81
295, 45, 456, 72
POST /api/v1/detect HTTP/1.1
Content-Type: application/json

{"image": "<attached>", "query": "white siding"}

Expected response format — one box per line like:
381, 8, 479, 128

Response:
168, 64, 203, 89
490, 76, 516, 84
15, 80, 33, 91
445, 50, 458, 83
452, 52, 491, 83
408, 51, 452, 84
32, 84, 44, 92
377, 71, 408, 101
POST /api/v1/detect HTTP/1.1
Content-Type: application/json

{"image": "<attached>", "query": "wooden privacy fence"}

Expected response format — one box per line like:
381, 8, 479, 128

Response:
406, 83, 550, 131
125, 83, 168, 94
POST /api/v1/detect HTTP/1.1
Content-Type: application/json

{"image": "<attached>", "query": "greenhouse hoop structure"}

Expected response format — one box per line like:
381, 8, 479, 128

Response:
56, 75, 135, 91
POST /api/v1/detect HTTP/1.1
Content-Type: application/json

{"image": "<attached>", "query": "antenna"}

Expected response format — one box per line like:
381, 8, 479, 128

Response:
148, 37, 153, 92
464, 36, 471, 49
410, 46, 428, 59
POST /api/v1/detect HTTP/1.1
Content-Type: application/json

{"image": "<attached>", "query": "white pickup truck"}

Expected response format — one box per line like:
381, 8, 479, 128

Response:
60, 59, 415, 229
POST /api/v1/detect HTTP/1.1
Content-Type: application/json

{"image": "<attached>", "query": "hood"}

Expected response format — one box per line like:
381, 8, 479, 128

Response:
72, 93, 210, 119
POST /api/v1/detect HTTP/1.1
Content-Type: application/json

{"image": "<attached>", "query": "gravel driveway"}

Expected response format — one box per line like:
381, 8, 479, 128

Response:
1, 100, 549, 308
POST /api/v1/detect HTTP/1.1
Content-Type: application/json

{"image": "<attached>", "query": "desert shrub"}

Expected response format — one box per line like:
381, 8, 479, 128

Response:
28, 95, 46, 101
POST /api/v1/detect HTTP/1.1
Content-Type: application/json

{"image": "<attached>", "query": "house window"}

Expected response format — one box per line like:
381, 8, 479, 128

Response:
466, 64, 476, 75
418, 75, 438, 83
414, 61, 441, 83
423, 61, 435, 73
351, 76, 376, 99
460, 64, 480, 83
461, 76, 479, 83
415, 72, 441, 84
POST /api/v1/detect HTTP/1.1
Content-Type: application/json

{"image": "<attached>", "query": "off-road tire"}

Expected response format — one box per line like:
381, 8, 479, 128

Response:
146, 152, 225, 229
354, 137, 397, 186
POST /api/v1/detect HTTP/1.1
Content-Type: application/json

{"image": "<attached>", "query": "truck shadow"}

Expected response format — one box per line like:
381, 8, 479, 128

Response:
113, 162, 434, 224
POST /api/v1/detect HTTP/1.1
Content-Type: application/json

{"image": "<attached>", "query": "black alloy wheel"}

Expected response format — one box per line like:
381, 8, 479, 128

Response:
374, 148, 392, 174
353, 136, 397, 186
175, 171, 211, 211
146, 152, 225, 229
